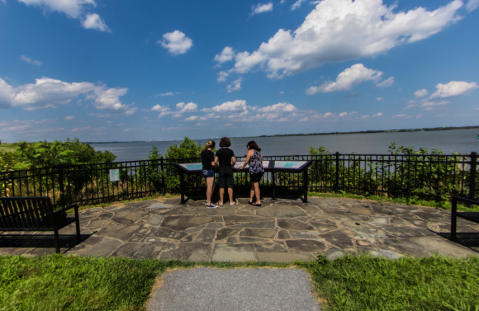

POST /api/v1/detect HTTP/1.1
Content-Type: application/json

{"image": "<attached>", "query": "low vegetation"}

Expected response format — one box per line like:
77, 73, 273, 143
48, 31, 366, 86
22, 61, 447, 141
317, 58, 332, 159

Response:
1, 255, 478, 310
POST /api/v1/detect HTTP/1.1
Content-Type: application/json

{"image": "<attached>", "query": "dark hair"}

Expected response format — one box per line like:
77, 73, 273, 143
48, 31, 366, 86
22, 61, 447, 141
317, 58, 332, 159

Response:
201, 140, 216, 154
247, 141, 261, 152
219, 137, 231, 148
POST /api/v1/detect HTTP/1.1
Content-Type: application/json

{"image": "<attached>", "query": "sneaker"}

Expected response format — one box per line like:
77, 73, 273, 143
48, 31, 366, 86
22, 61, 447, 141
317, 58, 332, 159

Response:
206, 204, 218, 209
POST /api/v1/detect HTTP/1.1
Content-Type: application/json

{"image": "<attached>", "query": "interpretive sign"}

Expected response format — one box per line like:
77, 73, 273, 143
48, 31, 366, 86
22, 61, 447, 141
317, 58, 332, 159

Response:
177, 163, 203, 172
274, 161, 309, 170
234, 161, 271, 170
109, 169, 120, 182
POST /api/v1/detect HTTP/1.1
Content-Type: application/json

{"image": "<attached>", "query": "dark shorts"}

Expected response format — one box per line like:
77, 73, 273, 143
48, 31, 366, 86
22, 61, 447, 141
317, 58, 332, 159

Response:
218, 169, 234, 189
202, 170, 215, 178
250, 172, 264, 183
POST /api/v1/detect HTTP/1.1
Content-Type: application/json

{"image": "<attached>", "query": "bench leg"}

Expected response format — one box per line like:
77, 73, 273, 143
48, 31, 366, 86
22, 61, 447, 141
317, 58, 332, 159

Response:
54, 228, 60, 254
75, 207, 81, 243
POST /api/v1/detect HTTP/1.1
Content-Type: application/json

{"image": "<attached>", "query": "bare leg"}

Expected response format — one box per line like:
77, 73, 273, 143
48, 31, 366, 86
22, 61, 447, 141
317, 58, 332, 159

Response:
228, 188, 234, 204
206, 177, 215, 205
219, 188, 224, 205
253, 182, 261, 204
250, 183, 255, 202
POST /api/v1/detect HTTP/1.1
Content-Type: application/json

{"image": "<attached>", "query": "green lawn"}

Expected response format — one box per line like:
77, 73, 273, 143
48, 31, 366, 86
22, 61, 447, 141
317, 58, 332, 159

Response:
0, 144, 18, 153
1, 255, 478, 310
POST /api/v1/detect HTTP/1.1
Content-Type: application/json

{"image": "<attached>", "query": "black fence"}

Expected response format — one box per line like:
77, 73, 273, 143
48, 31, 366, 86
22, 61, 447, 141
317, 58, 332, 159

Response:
1, 152, 477, 206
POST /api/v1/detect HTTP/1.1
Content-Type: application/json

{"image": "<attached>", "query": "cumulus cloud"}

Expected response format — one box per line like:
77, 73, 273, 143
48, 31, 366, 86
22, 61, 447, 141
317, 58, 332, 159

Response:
466, 0, 479, 11
251, 2, 273, 15
291, 0, 304, 10
214, 47, 235, 64
430, 81, 478, 98
159, 30, 193, 55
184, 116, 207, 121
393, 114, 423, 119
16, 0, 110, 32
227, 77, 243, 92
151, 104, 170, 112
372, 112, 383, 117
0, 76, 133, 113
82, 13, 111, 32
376, 77, 394, 88
217, 71, 229, 82
305, 64, 383, 94
256, 102, 296, 112
65, 116, 74, 120
414, 89, 428, 98
20, 55, 42, 66
203, 100, 247, 113
225, 0, 464, 79
376, 97, 384, 101
177, 102, 198, 113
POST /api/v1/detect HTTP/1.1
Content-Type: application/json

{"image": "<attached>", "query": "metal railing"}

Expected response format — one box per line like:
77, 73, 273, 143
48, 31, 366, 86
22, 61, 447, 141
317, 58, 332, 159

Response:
1, 152, 477, 206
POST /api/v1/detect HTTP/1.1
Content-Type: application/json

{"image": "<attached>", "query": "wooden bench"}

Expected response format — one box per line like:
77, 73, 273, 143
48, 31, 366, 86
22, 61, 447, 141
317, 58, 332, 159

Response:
451, 196, 479, 241
0, 197, 81, 253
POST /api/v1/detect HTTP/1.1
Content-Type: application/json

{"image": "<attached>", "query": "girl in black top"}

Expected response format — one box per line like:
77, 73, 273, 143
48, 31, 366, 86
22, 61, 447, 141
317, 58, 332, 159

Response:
214, 137, 237, 206
201, 140, 217, 208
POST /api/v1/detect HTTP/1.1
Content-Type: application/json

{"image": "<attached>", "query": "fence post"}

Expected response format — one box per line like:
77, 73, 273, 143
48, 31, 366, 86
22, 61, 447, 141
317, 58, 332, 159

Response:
57, 164, 65, 206
161, 157, 166, 195
469, 152, 477, 200
335, 152, 340, 193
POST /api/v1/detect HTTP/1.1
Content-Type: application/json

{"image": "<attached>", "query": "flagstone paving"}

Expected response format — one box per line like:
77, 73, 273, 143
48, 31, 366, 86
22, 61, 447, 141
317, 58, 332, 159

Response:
1, 197, 479, 261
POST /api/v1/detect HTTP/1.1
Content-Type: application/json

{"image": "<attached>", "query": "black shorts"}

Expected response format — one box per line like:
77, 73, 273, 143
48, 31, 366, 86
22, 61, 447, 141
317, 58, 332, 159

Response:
250, 172, 264, 183
218, 169, 234, 189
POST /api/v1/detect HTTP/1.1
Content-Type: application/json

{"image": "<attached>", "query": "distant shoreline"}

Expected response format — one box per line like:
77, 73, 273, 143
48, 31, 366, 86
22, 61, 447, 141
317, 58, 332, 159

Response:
85, 125, 479, 144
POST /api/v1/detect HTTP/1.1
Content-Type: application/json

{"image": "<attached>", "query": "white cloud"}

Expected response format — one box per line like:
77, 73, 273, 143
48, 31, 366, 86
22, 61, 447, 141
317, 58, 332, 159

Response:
17, 0, 96, 19
217, 71, 229, 82
414, 89, 428, 98
71, 126, 91, 132
155, 92, 174, 97
376, 97, 384, 101
159, 30, 193, 55
214, 47, 235, 64
20, 55, 42, 66
204, 100, 247, 113
65, 116, 74, 120
291, 0, 304, 10
466, 0, 479, 11
157, 111, 172, 118
376, 77, 394, 88
372, 112, 383, 117
430, 81, 478, 98
82, 13, 110, 32
176, 102, 198, 113
151, 104, 170, 112
257, 102, 296, 112
227, 77, 243, 92
279, 91, 284, 94
227, 0, 463, 78
306, 64, 383, 94
393, 114, 423, 119
124, 107, 138, 116
184, 116, 206, 121
251, 2, 273, 15
0, 76, 132, 113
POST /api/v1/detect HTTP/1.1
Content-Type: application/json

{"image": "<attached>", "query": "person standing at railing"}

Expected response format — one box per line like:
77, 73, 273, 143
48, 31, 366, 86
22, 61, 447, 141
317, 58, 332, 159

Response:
215, 137, 237, 206
201, 140, 217, 208
240, 141, 264, 206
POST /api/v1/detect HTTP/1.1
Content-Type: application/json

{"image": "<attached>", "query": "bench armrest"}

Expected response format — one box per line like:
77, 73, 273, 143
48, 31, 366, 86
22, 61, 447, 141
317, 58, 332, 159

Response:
57, 204, 79, 213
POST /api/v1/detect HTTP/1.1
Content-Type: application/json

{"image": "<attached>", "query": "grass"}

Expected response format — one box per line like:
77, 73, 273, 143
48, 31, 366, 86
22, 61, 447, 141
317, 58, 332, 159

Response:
0, 144, 18, 153
1, 255, 478, 310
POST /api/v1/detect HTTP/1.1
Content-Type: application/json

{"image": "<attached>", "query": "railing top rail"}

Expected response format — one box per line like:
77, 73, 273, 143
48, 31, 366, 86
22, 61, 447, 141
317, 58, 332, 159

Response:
452, 197, 479, 204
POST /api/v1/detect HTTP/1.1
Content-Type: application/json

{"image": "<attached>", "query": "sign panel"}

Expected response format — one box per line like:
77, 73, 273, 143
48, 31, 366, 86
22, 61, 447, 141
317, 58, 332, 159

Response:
178, 163, 203, 171
235, 161, 270, 169
109, 169, 120, 182
274, 161, 308, 169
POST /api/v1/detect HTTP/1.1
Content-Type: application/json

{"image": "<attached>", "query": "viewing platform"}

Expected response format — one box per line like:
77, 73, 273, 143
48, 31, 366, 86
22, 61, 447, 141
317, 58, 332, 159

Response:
1, 196, 478, 260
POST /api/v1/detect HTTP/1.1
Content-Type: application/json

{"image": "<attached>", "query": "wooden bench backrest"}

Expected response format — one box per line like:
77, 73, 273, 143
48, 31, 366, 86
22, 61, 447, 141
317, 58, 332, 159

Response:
0, 197, 55, 230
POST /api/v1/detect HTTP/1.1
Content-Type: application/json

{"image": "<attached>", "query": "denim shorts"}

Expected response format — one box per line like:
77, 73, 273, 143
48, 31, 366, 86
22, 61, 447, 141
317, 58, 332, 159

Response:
202, 170, 215, 178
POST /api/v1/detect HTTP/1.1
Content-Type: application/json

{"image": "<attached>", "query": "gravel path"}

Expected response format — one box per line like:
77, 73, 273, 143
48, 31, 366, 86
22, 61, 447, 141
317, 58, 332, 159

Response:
148, 267, 321, 311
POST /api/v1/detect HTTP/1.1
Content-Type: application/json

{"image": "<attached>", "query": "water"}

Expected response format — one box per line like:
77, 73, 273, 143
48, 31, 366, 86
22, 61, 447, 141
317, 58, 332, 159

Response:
90, 129, 479, 162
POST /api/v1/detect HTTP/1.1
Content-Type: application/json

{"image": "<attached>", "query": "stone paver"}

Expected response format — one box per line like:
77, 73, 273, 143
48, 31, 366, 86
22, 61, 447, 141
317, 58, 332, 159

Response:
2, 196, 479, 260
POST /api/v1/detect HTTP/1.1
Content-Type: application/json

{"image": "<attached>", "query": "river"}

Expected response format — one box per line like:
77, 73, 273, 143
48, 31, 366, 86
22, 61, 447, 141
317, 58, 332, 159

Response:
90, 129, 479, 162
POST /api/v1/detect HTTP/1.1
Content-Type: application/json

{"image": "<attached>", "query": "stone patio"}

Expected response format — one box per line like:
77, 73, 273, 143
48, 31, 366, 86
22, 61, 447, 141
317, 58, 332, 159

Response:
1, 197, 479, 261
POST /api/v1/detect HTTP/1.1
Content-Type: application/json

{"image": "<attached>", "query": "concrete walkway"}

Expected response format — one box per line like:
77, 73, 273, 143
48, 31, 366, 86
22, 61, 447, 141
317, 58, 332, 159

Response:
1, 196, 478, 259
147, 267, 320, 311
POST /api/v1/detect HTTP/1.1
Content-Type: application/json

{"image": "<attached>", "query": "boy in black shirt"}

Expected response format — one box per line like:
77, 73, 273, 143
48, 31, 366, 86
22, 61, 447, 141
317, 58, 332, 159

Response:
215, 137, 237, 206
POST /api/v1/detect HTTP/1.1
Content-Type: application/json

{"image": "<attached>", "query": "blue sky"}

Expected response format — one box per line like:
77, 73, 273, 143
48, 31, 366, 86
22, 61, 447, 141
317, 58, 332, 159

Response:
0, 0, 478, 142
